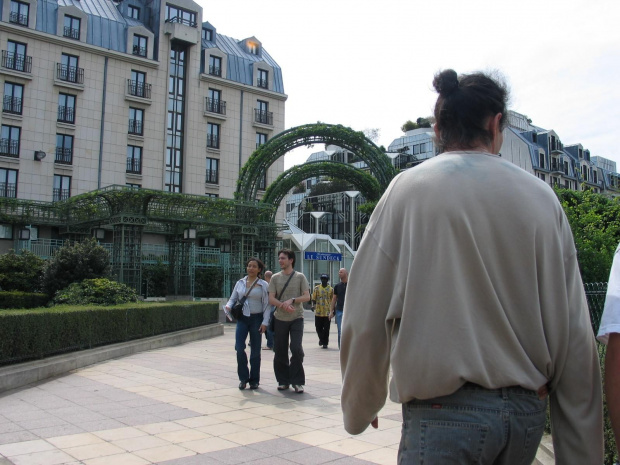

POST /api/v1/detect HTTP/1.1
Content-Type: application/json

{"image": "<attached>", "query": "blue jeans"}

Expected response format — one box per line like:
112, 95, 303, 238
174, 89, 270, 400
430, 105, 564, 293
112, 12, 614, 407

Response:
399, 383, 547, 464
235, 313, 263, 384
335, 310, 343, 349
265, 308, 274, 348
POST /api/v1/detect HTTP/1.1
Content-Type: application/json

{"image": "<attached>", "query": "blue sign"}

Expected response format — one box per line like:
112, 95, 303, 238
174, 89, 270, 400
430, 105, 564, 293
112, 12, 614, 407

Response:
304, 252, 342, 261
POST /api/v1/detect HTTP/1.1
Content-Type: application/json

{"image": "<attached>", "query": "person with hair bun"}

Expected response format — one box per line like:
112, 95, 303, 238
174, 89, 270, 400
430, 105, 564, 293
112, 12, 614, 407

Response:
340, 69, 603, 463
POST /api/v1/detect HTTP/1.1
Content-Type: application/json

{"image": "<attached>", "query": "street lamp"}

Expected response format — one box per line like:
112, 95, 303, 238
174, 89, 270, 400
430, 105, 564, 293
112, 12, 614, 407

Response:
345, 191, 360, 250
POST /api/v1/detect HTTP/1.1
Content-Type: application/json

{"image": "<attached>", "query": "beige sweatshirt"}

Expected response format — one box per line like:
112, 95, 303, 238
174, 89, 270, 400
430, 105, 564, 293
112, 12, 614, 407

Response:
340, 151, 603, 464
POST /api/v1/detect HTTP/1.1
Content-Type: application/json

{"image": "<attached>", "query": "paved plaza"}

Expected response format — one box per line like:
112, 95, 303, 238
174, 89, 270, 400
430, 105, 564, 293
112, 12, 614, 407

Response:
0, 310, 554, 464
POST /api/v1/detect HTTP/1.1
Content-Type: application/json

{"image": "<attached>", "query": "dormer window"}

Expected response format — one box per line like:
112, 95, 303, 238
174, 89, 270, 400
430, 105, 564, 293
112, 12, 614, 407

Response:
202, 28, 213, 41
532, 132, 537, 143
128, 5, 139, 19
132, 34, 147, 57
257, 69, 268, 89
63, 15, 80, 40
209, 55, 221, 76
9, 0, 29, 26
248, 42, 259, 55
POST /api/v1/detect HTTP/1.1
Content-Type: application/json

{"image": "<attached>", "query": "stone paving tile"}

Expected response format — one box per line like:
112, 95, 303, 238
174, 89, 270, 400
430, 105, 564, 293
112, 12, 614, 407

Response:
282, 445, 348, 464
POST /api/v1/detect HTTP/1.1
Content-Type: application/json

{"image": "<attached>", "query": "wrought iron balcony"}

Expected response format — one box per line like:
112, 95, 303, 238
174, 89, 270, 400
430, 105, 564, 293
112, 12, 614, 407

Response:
57, 64, 84, 84
0, 183, 16, 198
57, 105, 74, 123
52, 188, 70, 201
0, 139, 19, 157
127, 80, 151, 99
126, 157, 141, 174
257, 78, 268, 89
205, 98, 226, 115
207, 134, 219, 149
9, 11, 28, 26
2, 51, 31, 73
164, 16, 197, 27
3, 96, 22, 114
132, 45, 147, 57
63, 26, 80, 40
128, 119, 143, 135
208, 65, 221, 76
55, 147, 73, 164
254, 109, 273, 125
205, 169, 218, 184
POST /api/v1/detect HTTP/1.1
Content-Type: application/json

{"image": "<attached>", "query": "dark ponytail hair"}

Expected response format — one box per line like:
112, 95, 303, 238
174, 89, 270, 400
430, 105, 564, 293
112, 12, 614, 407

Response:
433, 69, 509, 153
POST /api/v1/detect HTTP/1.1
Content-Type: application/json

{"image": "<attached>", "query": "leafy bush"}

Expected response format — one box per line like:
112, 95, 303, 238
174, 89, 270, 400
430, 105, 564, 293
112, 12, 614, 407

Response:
42, 238, 111, 297
142, 259, 169, 297
54, 278, 138, 306
0, 291, 48, 309
0, 249, 45, 292
194, 267, 224, 298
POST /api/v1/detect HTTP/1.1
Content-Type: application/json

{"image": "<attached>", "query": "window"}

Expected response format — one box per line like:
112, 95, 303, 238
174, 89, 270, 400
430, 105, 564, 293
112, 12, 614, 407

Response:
58, 53, 82, 84
206, 157, 218, 183
258, 171, 267, 190
0, 125, 20, 157
220, 241, 231, 252
205, 192, 218, 198
207, 88, 225, 114
127, 5, 139, 19
3, 40, 30, 73
57, 93, 76, 123
63, 15, 80, 39
256, 132, 267, 148
132, 35, 147, 57
127, 145, 142, 174
202, 28, 213, 41
539, 153, 545, 169
209, 55, 221, 76
165, 5, 196, 27
581, 165, 588, 181
565, 180, 570, 189
55, 134, 73, 164
257, 69, 268, 89
3, 82, 23, 115
0, 169, 17, 198
53, 175, 71, 201
129, 70, 148, 98
9, 0, 29, 26
207, 123, 219, 149
128, 107, 144, 135
255, 100, 271, 125
126, 183, 141, 189
248, 42, 259, 55
0, 224, 12, 239
593, 169, 598, 184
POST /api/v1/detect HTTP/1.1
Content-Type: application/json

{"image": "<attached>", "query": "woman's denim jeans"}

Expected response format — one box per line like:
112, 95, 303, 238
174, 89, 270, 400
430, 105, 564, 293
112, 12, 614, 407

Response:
399, 383, 547, 464
235, 313, 263, 384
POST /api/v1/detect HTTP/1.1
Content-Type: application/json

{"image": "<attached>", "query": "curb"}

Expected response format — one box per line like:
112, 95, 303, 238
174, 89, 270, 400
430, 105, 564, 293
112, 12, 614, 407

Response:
0, 323, 224, 393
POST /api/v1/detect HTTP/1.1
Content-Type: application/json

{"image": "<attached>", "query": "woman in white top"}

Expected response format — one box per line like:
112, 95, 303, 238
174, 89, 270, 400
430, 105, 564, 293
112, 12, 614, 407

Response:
225, 257, 271, 389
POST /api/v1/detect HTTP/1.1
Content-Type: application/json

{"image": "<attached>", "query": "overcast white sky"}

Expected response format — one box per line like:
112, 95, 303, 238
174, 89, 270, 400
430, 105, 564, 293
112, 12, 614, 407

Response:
197, 0, 620, 170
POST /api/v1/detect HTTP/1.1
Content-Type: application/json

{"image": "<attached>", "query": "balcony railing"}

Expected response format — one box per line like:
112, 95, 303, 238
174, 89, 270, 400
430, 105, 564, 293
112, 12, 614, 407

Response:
56, 64, 84, 84
205, 98, 226, 115
3, 96, 22, 114
254, 109, 273, 125
207, 134, 219, 149
126, 157, 141, 174
55, 147, 73, 164
257, 78, 268, 89
128, 119, 143, 135
57, 106, 74, 123
0, 183, 17, 198
2, 51, 32, 73
132, 45, 147, 57
127, 80, 151, 99
52, 188, 70, 202
205, 169, 218, 184
9, 11, 28, 26
0, 139, 19, 157
63, 26, 80, 40
208, 65, 221, 77
164, 16, 197, 27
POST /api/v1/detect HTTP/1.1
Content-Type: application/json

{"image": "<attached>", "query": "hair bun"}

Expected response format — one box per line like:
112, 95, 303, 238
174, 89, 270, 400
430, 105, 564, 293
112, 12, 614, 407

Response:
433, 69, 459, 96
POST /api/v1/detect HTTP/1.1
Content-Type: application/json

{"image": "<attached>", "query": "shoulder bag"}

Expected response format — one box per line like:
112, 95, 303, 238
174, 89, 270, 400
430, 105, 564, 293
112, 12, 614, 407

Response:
231, 278, 259, 320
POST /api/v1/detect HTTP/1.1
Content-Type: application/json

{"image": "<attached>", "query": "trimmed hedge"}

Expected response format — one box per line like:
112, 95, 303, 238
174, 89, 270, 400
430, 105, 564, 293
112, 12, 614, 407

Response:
0, 301, 218, 366
0, 291, 49, 309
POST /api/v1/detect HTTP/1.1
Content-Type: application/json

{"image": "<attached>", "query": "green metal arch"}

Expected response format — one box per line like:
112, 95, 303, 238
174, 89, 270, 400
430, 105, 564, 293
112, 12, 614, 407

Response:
236, 123, 397, 202
261, 161, 382, 220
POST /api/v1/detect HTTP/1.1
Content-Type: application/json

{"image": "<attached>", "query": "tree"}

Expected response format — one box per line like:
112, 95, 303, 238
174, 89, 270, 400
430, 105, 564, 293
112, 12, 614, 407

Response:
401, 117, 433, 133
42, 238, 111, 297
0, 249, 45, 292
362, 128, 380, 143
556, 188, 620, 283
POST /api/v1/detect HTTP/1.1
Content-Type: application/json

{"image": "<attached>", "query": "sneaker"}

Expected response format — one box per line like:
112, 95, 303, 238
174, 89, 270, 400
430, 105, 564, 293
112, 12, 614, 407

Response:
249, 383, 259, 390
293, 385, 304, 393
239, 382, 247, 390
277, 384, 289, 391
322, 345, 328, 349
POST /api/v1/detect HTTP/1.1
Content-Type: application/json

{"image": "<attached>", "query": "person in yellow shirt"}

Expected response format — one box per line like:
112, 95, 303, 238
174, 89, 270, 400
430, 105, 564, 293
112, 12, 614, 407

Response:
311, 274, 333, 349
